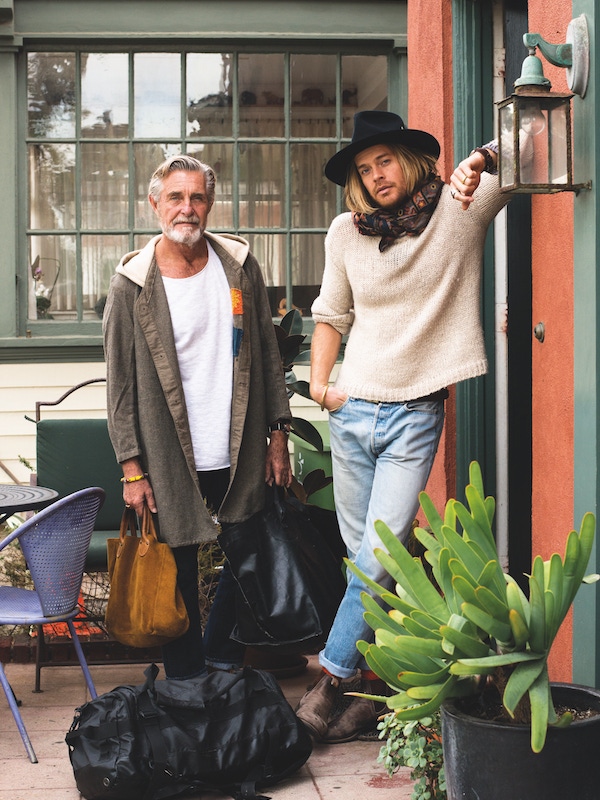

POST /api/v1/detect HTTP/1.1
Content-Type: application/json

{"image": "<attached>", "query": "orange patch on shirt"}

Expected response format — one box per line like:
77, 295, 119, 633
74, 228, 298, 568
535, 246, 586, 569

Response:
231, 288, 243, 315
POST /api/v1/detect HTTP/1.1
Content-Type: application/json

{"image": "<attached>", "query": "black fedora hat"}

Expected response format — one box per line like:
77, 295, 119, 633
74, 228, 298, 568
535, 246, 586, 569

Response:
324, 110, 441, 186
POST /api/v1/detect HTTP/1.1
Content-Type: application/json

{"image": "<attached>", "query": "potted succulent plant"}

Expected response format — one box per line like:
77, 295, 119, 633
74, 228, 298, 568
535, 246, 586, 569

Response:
348, 461, 600, 800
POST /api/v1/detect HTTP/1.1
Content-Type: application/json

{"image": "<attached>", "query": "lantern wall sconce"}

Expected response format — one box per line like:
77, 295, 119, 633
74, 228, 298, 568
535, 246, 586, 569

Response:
497, 14, 591, 194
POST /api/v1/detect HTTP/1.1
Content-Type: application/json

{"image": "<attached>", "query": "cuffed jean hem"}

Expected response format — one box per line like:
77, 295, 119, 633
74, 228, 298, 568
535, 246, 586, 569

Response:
318, 651, 365, 680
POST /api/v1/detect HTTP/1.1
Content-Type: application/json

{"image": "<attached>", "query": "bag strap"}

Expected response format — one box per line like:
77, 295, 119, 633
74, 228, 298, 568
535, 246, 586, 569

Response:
136, 665, 173, 800
115, 507, 140, 559
268, 484, 287, 521
119, 507, 138, 539
139, 505, 159, 556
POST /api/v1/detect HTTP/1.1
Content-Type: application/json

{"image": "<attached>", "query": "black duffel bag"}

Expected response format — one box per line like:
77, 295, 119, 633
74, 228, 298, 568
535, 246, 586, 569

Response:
65, 663, 312, 800
218, 486, 346, 648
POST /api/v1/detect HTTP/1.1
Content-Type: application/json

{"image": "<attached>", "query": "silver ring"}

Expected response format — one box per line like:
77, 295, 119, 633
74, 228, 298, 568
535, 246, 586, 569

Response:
451, 189, 456, 199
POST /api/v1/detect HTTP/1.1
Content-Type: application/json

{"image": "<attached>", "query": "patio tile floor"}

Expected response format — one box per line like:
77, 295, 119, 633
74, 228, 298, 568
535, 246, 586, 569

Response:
0, 654, 415, 799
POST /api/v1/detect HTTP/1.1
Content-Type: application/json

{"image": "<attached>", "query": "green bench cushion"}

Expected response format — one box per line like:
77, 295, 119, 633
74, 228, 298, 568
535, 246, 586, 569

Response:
36, 418, 124, 571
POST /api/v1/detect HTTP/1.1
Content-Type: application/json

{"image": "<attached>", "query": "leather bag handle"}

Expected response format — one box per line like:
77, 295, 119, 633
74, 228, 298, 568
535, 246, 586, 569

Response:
117, 505, 158, 558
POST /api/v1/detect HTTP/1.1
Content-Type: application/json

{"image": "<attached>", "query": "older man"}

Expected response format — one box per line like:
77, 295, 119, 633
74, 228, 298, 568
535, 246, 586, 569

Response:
103, 154, 292, 679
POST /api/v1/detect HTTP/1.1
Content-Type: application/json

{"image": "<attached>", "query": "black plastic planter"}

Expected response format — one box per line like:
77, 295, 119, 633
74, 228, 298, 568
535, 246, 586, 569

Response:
441, 683, 600, 800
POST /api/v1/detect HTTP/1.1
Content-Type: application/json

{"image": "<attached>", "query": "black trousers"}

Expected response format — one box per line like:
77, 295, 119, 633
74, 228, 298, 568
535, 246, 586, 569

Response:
161, 468, 243, 679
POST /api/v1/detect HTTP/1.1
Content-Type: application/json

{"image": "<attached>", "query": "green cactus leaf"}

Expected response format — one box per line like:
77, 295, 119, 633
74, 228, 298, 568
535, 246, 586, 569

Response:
529, 665, 551, 753
503, 658, 546, 717
460, 602, 513, 644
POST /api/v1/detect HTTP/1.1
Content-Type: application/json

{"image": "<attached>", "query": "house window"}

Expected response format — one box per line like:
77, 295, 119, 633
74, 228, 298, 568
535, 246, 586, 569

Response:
26, 49, 388, 324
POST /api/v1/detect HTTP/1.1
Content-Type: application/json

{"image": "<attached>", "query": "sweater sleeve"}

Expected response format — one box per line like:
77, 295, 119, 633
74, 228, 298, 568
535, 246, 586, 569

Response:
311, 214, 355, 335
469, 171, 508, 226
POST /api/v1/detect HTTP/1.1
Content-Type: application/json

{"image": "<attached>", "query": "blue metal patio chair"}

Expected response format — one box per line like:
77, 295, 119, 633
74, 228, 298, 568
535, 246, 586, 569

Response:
0, 486, 105, 762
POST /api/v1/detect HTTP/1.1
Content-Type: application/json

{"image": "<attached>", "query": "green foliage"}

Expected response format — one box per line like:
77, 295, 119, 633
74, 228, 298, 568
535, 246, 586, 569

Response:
275, 309, 324, 452
348, 461, 598, 753
0, 517, 31, 590
378, 712, 446, 800
275, 310, 334, 504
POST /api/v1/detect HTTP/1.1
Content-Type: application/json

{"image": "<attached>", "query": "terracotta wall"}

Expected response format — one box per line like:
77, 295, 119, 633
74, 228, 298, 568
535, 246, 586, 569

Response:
407, 0, 457, 514
527, 0, 575, 682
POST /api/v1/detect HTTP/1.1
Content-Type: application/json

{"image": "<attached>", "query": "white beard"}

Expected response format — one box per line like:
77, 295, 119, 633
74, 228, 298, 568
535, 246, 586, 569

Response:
163, 219, 204, 246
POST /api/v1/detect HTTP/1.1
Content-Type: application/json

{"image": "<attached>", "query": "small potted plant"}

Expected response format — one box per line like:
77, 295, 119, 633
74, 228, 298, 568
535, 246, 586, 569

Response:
348, 461, 600, 800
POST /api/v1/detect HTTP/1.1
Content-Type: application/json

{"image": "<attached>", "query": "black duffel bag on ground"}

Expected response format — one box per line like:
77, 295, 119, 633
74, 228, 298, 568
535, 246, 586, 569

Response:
218, 486, 346, 648
65, 663, 312, 800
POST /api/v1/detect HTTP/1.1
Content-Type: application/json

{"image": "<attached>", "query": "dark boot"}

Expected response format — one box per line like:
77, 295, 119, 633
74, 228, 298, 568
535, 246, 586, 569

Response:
324, 677, 389, 743
295, 672, 341, 740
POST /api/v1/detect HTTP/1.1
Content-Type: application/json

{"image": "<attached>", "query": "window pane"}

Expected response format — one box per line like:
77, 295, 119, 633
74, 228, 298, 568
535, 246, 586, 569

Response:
134, 53, 181, 138
134, 233, 157, 250
29, 144, 76, 230
28, 53, 76, 138
291, 54, 336, 137
82, 53, 129, 138
246, 233, 286, 316
292, 233, 326, 315
239, 54, 285, 137
82, 234, 129, 319
187, 142, 234, 229
239, 144, 285, 228
342, 55, 388, 137
29, 235, 76, 320
81, 143, 129, 229
187, 53, 232, 137
291, 143, 337, 227
133, 143, 181, 229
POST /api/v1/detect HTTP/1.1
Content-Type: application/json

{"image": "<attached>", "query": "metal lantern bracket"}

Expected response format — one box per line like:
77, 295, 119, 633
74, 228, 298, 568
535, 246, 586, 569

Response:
522, 14, 589, 98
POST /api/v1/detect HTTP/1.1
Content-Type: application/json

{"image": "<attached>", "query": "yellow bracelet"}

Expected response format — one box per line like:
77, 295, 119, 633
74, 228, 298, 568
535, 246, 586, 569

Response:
319, 385, 329, 411
120, 474, 147, 483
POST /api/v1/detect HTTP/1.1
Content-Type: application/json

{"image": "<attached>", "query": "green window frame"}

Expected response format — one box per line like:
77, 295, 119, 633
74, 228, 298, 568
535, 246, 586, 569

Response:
20, 44, 395, 342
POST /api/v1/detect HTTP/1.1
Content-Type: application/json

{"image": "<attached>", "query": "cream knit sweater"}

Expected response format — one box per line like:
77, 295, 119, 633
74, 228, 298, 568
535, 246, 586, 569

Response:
311, 174, 508, 402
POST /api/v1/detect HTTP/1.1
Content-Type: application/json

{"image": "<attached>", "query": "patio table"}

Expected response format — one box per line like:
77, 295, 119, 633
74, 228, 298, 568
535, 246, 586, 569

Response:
0, 484, 59, 525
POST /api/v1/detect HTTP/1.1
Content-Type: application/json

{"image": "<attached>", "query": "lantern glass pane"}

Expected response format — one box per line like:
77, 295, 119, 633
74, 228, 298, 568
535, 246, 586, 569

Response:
548, 104, 568, 185
518, 100, 549, 185
499, 102, 515, 188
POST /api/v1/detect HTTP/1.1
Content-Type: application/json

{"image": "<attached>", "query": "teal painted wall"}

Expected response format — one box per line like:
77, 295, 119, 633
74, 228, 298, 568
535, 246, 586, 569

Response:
573, 0, 600, 687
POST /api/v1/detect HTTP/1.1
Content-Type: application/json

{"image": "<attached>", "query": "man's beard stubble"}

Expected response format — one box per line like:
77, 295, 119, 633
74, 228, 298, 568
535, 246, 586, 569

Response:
163, 216, 204, 246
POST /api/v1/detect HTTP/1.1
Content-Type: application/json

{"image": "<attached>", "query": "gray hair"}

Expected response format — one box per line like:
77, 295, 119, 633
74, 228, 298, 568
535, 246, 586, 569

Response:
148, 154, 216, 205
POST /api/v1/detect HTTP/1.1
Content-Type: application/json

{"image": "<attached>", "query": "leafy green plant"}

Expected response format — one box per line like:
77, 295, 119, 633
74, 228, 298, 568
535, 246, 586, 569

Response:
0, 517, 31, 590
378, 712, 446, 800
348, 461, 598, 753
275, 309, 324, 452
275, 309, 333, 503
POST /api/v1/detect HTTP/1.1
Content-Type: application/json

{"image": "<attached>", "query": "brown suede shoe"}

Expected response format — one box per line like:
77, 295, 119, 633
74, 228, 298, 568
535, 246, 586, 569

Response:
324, 678, 390, 743
295, 672, 341, 740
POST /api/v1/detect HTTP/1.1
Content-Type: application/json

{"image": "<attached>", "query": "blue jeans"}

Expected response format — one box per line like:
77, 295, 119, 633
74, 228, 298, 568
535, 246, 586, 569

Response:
320, 396, 445, 678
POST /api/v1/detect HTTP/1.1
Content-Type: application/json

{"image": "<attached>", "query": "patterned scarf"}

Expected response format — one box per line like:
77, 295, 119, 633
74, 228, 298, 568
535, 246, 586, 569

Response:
353, 174, 445, 252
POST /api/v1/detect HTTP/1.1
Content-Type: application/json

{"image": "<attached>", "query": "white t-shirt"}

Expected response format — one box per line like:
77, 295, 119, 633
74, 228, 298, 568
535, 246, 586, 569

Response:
162, 243, 233, 470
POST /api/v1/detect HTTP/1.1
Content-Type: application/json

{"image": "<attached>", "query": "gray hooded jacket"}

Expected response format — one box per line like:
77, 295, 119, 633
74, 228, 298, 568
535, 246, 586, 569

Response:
103, 232, 290, 546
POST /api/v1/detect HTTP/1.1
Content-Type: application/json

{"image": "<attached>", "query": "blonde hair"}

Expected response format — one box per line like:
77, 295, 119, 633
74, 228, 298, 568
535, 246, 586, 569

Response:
344, 143, 439, 214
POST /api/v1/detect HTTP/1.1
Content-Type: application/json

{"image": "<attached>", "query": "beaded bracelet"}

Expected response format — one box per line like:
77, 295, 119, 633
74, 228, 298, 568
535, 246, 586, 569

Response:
120, 474, 148, 483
